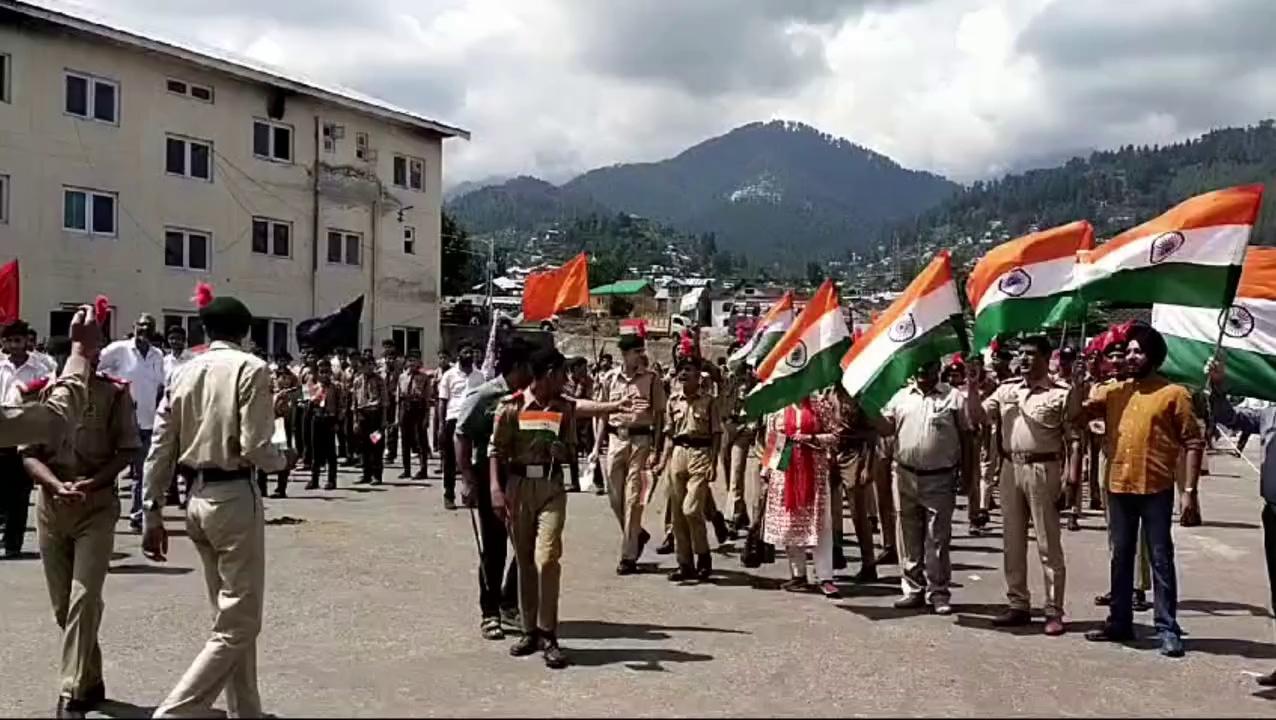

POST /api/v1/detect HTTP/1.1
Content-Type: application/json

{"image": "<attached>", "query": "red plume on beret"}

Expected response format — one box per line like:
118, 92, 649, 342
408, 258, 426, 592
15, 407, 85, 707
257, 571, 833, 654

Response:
93, 295, 110, 324
192, 282, 214, 309
947, 352, 965, 367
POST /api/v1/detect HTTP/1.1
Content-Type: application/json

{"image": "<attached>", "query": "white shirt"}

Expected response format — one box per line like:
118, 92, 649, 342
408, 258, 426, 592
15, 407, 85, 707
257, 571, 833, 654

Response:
0, 353, 57, 406
439, 365, 484, 421
99, 338, 166, 430
29, 350, 58, 376
163, 349, 195, 385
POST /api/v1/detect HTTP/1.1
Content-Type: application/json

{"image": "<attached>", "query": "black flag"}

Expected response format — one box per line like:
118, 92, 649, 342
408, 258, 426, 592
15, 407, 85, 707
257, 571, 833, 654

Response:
296, 296, 364, 354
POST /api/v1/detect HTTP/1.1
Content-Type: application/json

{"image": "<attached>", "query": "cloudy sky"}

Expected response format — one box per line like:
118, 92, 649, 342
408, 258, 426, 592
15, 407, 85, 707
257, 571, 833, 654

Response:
58, 0, 1276, 187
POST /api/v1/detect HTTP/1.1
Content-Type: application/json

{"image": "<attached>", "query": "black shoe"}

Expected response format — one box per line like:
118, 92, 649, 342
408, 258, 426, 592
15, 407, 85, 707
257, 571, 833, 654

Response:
1255, 670, 1276, 687
851, 565, 878, 583
1067, 515, 1081, 532
385, 455, 397, 464
398, 472, 412, 479
444, 498, 458, 511
655, 533, 674, 555
1094, 592, 1112, 607
1132, 590, 1152, 612
593, 485, 607, 496
356, 477, 371, 485
711, 511, 730, 544
832, 546, 848, 571
83, 682, 105, 705
1084, 623, 1135, 643
695, 552, 713, 581
637, 528, 651, 558
269, 491, 287, 499
616, 559, 639, 576
324, 482, 337, 491
875, 548, 898, 566
991, 608, 1033, 627
55, 697, 86, 719
370, 478, 383, 486
1159, 631, 1185, 658
413, 471, 429, 480
668, 564, 696, 582
731, 513, 750, 535
893, 594, 926, 610
509, 631, 540, 657
566, 483, 581, 493
305, 481, 319, 490
762, 543, 776, 564
542, 637, 568, 669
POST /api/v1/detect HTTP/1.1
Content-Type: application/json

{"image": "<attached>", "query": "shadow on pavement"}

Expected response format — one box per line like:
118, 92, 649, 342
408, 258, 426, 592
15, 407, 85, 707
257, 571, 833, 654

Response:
108, 564, 193, 576
837, 603, 926, 621
565, 647, 714, 670
1200, 519, 1260, 530
833, 582, 898, 598
707, 568, 782, 590
1180, 599, 1271, 617
92, 700, 166, 718
1253, 687, 1276, 701
951, 562, 995, 571
948, 544, 1002, 554
1188, 638, 1276, 660
559, 620, 747, 641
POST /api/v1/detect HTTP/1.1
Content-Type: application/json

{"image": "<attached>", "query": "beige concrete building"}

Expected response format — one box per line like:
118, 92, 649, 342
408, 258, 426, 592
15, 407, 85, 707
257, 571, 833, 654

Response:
0, 0, 468, 357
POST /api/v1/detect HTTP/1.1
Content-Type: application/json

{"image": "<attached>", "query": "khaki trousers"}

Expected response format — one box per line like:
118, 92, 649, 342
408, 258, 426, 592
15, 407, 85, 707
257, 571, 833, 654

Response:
669, 446, 713, 565
895, 467, 955, 604
606, 435, 652, 561
723, 428, 753, 520
507, 474, 567, 634
155, 478, 264, 719
1001, 460, 1067, 617
36, 488, 117, 700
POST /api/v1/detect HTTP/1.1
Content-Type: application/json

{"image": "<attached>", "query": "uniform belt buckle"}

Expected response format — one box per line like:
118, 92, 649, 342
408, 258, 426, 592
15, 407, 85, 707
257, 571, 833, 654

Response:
526, 465, 546, 479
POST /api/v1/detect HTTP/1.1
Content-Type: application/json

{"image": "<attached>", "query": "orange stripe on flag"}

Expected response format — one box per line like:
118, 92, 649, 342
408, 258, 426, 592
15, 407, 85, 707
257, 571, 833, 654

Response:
965, 221, 1094, 307
756, 280, 839, 380
842, 251, 954, 370
760, 290, 795, 325
1089, 184, 1265, 264
1239, 246, 1276, 301
522, 253, 590, 322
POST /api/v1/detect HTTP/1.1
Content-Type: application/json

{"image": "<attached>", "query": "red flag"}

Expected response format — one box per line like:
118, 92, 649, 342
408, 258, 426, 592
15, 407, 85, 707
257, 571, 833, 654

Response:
0, 260, 17, 325
522, 253, 589, 322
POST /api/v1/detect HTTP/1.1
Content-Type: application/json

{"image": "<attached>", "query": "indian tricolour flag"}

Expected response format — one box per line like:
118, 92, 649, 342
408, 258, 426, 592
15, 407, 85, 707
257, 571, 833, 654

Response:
841, 251, 966, 414
1154, 247, 1276, 400
518, 410, 563, 440
728, 291, 796, 370
967, 220, 1094, 352
744, 280, 850, 418
761, 432, 793, 471
1075, 184, 1264, 308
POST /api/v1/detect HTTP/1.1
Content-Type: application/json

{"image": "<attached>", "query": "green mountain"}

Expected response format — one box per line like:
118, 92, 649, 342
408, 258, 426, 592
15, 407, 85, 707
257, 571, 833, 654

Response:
446, 120, 957, 261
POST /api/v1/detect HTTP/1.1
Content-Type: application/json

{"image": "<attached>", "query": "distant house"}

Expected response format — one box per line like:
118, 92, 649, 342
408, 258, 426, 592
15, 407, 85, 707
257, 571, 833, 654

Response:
590, 280, 656, 317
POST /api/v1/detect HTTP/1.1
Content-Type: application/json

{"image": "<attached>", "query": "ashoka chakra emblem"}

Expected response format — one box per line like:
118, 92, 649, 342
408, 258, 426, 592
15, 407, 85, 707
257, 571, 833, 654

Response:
998, 268, 1032, 297
1149, 231, 1186, 264
888, 313, 918, 343
785, 341, 809, 369
1220, 305, 1255, 339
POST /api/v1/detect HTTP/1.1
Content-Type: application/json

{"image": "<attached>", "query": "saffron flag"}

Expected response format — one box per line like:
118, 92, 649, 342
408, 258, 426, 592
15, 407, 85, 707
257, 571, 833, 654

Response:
0, 259, 18, 325
522, 253, 589, 322
744, 280, 851, 418
841, 251, 966, 414
967, 221, 1094, 352
727, 291, 796, 371
1075, 184, 1263, 308
1154, 246, 1276, 400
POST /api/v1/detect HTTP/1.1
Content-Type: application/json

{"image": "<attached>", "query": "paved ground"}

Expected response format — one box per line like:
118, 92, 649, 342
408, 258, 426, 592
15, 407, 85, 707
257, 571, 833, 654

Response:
3, 445, 1276, 717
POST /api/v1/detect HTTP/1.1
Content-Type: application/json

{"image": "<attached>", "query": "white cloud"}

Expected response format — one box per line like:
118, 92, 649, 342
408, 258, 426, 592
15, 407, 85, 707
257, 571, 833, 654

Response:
47, 0, 1276, 186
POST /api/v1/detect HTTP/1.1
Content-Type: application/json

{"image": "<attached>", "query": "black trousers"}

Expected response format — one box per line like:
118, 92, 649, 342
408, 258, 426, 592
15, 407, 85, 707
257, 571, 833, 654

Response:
400, 402, 427, 477
1, 450, 31, 554
310, 416, 338, 487
442, 419, 459, 501
385, 401, 399, 462
1264, 502, 1276, 617
358, 408, 385, 482
339, 410, 353, 461
474, 461, 518, 618
294, 402, 312, 464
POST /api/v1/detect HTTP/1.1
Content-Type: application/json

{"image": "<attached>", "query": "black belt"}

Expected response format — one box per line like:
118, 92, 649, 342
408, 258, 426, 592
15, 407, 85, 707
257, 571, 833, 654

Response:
177, 465, 253, 482
672, 436, 713, 449
1008, 451, 1062, 465
894, 460, 958, 477
607, 425, 653, 437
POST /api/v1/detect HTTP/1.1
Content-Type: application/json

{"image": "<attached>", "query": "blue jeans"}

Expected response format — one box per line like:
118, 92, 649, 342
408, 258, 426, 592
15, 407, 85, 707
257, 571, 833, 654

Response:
1107, 488, 1180, 636
129, 429, 154, 521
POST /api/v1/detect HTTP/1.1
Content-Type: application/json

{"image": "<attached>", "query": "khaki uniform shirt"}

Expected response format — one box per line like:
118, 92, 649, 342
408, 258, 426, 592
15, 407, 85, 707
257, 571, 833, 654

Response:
883, 382, 970, 471
143, 342, 288, 522
489, 389, 576, 477
23, 375, 140, 480
983, 376, 1071, 455
352, 373, 386, 410
666, 392, 720, 440
597, 367, 665, 429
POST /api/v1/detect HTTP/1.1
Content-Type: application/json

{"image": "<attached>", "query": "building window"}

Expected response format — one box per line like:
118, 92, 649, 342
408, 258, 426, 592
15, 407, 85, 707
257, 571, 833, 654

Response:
164, 228, 210, 271
63, 187, 116, 236
251, 217, 291, 258
391, 326, 423, 356
392, 155, 424, 191
52, 303, 115, 341
0, 174, 7, 224
64, 71, 118, 124
163, 312, 205, 346
250, 317, 291, 357
0, 53, 10, 103
403, 225, 416, 255
165, 135, 213, 181
252, 119, 292, 162
326, 230, 361, 266
355, 132, 370, 161
166, 77, 213, 103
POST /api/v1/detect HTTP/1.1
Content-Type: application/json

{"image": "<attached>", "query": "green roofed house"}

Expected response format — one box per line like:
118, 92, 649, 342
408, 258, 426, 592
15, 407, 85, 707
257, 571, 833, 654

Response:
590, 280, 657, 318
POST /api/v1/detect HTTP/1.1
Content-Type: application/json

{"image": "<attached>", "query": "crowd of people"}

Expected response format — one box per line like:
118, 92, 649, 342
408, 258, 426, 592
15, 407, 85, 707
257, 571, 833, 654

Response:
2, 298, 1275, 716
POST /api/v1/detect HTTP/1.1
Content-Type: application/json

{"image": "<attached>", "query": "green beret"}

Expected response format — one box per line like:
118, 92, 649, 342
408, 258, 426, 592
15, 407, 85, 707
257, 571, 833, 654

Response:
617, 335, 645, 352
199, 296, 253, 336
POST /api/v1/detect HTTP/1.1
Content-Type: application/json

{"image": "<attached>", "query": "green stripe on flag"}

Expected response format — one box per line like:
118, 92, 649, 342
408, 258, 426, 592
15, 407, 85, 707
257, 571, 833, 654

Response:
744, 338, 851, 418
1163, 334, 1276, 402
856, 323, 965, 415
973, 293, 1087, 352
1080, 263, 1242, 308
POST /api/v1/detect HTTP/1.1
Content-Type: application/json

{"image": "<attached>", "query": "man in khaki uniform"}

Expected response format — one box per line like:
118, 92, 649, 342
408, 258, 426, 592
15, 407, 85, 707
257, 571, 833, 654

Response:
351, 362, 387, 485
720, 363, 755, 532
970, 336, 1081, 636
654, 359, 720, 582
21, 359, 136, 717
489, 347, 576, 669
593, 335, 664, 575
0, 306, 99, 449
142, 295, 295, 719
